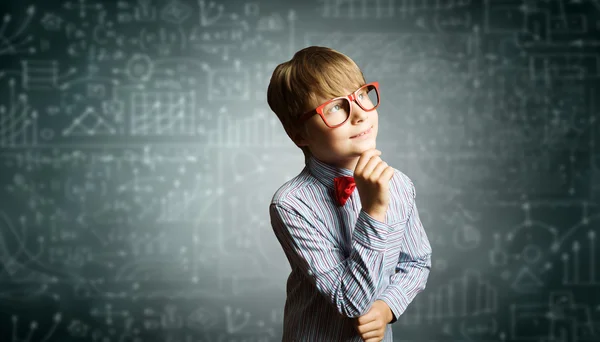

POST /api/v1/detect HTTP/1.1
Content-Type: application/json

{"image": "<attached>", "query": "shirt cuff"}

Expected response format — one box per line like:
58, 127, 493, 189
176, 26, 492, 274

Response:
377, 286, 410, 324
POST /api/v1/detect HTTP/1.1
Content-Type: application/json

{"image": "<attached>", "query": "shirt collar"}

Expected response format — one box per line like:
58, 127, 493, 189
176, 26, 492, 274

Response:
307, 154, 354, 190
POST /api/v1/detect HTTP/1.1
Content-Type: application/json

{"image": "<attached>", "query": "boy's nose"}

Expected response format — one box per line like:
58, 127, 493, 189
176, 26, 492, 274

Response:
350, 102, 369, 121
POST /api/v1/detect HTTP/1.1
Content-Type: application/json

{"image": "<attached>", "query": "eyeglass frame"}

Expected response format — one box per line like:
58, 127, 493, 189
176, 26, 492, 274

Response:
296, 81, 380, 128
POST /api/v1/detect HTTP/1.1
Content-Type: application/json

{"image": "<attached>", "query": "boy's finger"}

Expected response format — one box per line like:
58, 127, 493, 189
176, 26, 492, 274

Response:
357, 311, 376, 325
356, 319, 380, 334
354, 149, 381, 175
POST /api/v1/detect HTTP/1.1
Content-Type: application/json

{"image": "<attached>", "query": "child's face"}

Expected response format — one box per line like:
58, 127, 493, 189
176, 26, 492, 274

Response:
295, 86, 379, 171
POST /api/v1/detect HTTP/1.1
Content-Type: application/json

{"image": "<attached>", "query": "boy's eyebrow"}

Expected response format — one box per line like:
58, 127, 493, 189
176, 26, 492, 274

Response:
311, 82, 365, 104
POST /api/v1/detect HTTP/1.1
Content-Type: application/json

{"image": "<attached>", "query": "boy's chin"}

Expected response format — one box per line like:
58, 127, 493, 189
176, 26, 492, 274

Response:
350, 144, 377, 156
356, 139, 376, 149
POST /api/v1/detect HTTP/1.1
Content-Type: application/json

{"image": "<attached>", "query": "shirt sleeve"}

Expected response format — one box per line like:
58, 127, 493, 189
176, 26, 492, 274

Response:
270, 201, 392, 318
376, 183, 432, 324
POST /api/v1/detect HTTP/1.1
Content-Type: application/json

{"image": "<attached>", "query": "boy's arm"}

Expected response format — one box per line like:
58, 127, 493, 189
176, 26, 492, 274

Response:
375, 183, 432, 324
270, 201, 392, 318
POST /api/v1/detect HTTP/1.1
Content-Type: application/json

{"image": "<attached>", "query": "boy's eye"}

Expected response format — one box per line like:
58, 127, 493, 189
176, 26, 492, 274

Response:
325, 104, 341, 114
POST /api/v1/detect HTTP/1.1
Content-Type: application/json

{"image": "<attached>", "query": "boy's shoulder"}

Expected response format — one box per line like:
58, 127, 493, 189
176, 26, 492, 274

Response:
270, 167, 318, 208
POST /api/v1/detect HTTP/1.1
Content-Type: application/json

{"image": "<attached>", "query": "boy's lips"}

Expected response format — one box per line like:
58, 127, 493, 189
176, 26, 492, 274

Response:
350, 126, 373, 138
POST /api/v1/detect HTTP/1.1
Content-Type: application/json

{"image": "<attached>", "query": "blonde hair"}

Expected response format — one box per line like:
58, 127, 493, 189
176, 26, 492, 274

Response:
266, 46, 366, 165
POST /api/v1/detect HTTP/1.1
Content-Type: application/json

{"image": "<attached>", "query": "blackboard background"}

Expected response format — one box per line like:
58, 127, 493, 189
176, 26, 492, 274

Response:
0, 0, 599, 341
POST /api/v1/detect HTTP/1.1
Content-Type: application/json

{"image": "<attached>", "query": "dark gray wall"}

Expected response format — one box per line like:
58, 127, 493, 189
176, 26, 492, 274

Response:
0, 0, 598, 341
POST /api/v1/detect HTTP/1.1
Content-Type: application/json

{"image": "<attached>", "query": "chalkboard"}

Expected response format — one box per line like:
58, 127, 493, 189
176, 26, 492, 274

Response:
0, 0, 599, 341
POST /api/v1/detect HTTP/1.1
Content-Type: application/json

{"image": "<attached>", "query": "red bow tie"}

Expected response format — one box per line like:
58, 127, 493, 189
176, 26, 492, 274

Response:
333, 176, 356, 206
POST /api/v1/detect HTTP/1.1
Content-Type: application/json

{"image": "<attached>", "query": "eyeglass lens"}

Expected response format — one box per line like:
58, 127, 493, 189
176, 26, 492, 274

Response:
322, 84, 379, 126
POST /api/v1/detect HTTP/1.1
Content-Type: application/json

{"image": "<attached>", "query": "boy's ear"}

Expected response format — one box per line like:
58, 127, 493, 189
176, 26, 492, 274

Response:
292, 129, 309, 147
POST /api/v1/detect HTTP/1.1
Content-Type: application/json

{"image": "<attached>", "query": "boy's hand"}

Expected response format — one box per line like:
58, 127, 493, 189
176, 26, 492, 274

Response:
353, 300, 393, 341
353, 149, 394, 221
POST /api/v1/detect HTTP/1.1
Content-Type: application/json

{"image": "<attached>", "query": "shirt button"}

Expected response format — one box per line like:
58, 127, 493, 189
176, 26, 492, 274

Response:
307, 269, 313, 276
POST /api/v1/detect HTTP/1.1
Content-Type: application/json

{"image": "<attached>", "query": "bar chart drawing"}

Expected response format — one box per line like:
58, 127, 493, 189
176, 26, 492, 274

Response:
397, 269, 498, 325
562, 229, 597, 286
0, 96, 38, 147
130, 91, 196, 136
206, 109, 288, 147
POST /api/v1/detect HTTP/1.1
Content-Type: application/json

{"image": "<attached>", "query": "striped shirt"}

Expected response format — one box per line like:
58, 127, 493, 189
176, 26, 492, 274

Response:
269, 154, 432, 341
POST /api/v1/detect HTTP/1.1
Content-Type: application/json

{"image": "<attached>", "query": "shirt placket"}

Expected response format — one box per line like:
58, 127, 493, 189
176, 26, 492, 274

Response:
349, 189, 358, 235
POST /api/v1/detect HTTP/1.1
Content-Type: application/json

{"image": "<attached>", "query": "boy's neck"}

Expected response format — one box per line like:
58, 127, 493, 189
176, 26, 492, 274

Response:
310, 154, 358, 174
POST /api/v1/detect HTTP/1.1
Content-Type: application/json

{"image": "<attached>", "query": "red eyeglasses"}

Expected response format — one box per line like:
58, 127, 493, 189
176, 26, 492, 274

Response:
296, 81, 380, 128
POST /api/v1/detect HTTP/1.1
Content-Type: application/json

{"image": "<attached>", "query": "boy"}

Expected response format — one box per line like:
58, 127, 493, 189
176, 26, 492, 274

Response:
267, 46, 432, 341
